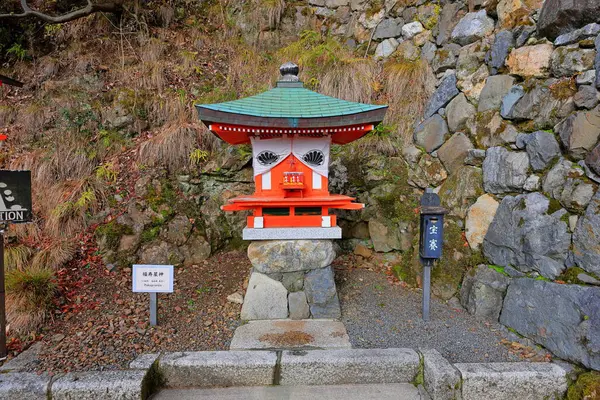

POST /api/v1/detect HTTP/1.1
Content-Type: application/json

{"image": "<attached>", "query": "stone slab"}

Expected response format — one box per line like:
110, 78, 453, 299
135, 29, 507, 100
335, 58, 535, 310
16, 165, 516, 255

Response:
229, 320, 351, 350
243, 227, 342, 240
279, 348, 419, 385
129, 353, 160, 370
152, 383, 422, 400
51, 370, 147, 400
421, 349, 461, 400
159, 351, 277, 388
455, 362, 567, 400
0, 372, 50, 400
0, 342, 42, 372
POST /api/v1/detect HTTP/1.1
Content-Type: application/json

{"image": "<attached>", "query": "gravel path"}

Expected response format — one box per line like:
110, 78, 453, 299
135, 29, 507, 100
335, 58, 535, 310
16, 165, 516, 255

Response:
336, 261, 550, 364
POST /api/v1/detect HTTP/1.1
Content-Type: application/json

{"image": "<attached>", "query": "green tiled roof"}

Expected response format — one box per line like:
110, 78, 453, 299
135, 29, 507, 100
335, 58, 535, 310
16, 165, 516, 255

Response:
198, 83, 387, 118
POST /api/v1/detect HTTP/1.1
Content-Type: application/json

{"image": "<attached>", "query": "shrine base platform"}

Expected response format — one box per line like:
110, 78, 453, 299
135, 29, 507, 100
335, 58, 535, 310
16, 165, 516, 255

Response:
243, 227, 341, 240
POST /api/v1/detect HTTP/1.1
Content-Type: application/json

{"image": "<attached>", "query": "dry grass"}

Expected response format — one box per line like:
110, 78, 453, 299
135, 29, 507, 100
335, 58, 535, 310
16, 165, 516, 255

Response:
31, 240, 78, 270
384, 57, 435, 145
139, 122, 204, 171
4, 244, 34, 271
6, 266, 57, 334
320, 59, 379, 103
44, 176, 105, 238
258, 0, 286, 30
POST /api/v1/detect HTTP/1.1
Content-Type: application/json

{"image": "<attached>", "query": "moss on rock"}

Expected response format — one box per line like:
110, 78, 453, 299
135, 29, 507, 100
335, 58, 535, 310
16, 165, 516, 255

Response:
567, 371, 600, 400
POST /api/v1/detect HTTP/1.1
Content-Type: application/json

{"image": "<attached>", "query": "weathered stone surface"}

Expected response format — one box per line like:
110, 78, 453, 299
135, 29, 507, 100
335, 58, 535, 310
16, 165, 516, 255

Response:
180, 235, 211, 266
138, 240, 183, 265
368, 218, 401, 253
524, 130, 561, 171
506, 44, 553, 78
437, 132, 473, 174
279, 348, 419, 385
359, 8, 384, 29
227, 292, 244, 304
373, 18, 403, 40
500, 85, 525, 118
483, 192, 571, 279
394, 40, 420, 62
288, 291, 310, 320
160, 351, 277, 387
465, 194, 499, 250
456, 361, 567, 400
161, 215, 192, 246
508, 78, 576, 129
281, 271, 304, 292
577, 69, 596, 86
446, 93, 475, 132
478, 75, 515, 112
421, 349, 461, 400
424, 73, 459, 119
0, 373, 50, 400
596, 34, 600, 89
325, 0, 349, 8
578, 272, 600, 285
537, 0, 600, 41
407, 154, 448, 189
458, 64, 489, 104
465, 149, 486, 166
52, 370, 146, 400
573, 191, 600, 276
439, 166, 483, 219
556, 106, 600, 160
414, 114, 449, 153
482, 147, 529, 194
555, 23, 600, 46
0, 342, 42, 372
402, 21, 424, 39
436, 2, 466, 46
469, 111, 518, 148
523, 174, 541, 191
304, 266, 341, 319
573, 85, 599, 109
241, 272, 288, 320
542, 158, 595, 212
551, 46, 595, 77
497, 0, 541, 29
586, 142, 600, 176
247, 240, 335, 273
129, 353, 160, 370
375, 38, 399, 59
500, 278, 600, 370
230, 320, 351, 350
490, 30, 514, 74
460, 265, 510, 320
451, 10, 494, 46
422, 41, 437, 63
431, 44, 460, 73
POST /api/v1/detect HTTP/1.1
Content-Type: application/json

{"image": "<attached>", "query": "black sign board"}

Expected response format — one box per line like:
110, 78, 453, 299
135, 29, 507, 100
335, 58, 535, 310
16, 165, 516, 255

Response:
0, 171, 32, 224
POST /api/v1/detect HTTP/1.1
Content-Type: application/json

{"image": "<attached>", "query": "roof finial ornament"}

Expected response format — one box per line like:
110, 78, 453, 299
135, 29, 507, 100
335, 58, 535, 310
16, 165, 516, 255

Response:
279, 62, 299, 82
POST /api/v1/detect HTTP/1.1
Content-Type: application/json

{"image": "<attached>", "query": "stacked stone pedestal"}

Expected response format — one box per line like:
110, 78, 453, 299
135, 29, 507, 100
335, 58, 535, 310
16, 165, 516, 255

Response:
240, 240, 341, 320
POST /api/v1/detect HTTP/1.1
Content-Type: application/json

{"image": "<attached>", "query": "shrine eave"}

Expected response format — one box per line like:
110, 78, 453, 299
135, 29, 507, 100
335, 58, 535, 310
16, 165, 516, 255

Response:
196, 106, 388, 129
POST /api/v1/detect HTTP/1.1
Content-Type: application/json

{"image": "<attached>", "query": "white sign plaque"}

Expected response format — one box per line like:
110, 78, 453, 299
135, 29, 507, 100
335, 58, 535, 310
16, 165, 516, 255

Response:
132, 264, 174, 293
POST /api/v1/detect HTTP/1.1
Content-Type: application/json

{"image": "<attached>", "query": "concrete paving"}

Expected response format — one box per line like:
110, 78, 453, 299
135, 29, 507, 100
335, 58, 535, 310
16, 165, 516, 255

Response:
230, 319, 352, 350
151, 383, 424, 399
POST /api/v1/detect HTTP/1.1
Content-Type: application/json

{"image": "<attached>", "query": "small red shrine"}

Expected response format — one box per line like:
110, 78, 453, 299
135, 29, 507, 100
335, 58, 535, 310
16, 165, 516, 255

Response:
196, 63, 387, 240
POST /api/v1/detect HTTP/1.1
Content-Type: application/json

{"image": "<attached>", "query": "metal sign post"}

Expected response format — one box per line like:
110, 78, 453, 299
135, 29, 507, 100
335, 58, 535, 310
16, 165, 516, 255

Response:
419, 188, 446, 322
132, 264, 174, 326
0, 171, 33, 360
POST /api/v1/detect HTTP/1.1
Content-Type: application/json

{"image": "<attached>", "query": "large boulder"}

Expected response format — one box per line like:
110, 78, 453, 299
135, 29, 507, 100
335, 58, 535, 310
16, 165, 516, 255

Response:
240, 272, 289, 320
573, 85, 599, 110
437, 132, 474, 174
506, 44, 553, 78
556, 106, 600, 160
435, 2, 467, 46
465, 194, 499, 250
483, 192, 571, 279
573, 191, 600, 276
451, 10, 495, 46
247, 240, 335, 274
482, 147, 530, 194
478, 75, 516, 112
424, 73, 459, 119
542, 158, 595, 212
550, 46, 595, 77
439, 166, 483, 219
414, 114, 449, 153
373, 18, 404, 40
537, 0, 600, 41
500, 278, 600, 370
446, 93, 475, 132
522, 130, 561, 171
507, 78, 576, 130
460, 265, 510, 320
368, 218, 402, 253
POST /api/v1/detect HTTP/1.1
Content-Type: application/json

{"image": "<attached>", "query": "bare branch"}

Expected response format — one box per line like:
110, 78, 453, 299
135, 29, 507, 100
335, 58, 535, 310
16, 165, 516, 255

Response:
0, 0, 122, 23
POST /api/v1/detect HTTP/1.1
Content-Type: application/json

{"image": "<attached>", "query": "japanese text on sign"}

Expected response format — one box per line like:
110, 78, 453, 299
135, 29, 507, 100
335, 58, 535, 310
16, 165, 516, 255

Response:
132, 265, 174, 293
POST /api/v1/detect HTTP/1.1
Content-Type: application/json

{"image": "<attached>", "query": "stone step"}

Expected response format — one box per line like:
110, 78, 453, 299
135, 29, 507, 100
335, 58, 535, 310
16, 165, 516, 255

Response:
229, 319, 351, 350
151, 383, 425, 400
455, 362, 568, 400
